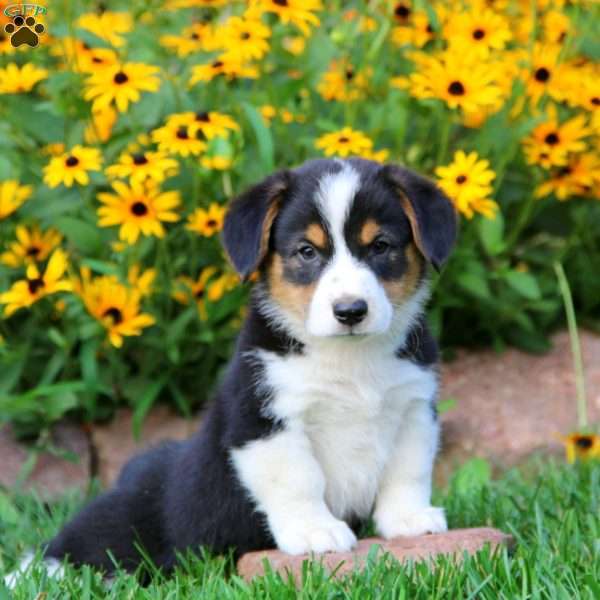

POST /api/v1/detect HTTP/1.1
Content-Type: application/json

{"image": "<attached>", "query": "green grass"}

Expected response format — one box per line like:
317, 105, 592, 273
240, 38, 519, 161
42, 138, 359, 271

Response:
0, 459, 598, 599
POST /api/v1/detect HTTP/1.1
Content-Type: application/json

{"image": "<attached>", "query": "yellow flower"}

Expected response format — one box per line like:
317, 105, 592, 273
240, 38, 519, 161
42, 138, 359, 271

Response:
535, 153, 600, 200
106, 150, 179, 183
315, 127, 374, 158
521, 43, 571, 107
443, 8, 511, 58
159, 22, 217, 57
84, 63, 161, 113
84, 106, 118, 144
317, 60, 371, 103
165, 111, 240, 140
43, 145, 103, 188
42, 143, 66, 157
127, 265, 156, 298
173, 267, 218, 320
435, 150, 498, 219
0, 180, 33, 220
391, 11, 435, 49
201, 156, 233, 170
282, 36, 306, 55
164, 0, 228, 7
52, 38, 118, 73
208, 272, 239, 302
250, 0, 322, 36
97, 180, 180, 244
77, 11, 133, 48
189, 55, 259, 85
186, 204, 227, 237
542, 9, 571, 44
0, 63, 48, 94
0, 249, 72, 317
74, 270, 155, 348
220, 16, 271, 61
260, 104, 277, 124
151, 123, 207, 157
406, 50, 502, 114
523, 111, 591, 170
1, 225, 63, 267
561, 433, 600, 464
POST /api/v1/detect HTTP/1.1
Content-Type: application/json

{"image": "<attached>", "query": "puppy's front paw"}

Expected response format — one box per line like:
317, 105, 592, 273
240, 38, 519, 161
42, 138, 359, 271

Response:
275, 517, 357, 555
376, 506, 447, 539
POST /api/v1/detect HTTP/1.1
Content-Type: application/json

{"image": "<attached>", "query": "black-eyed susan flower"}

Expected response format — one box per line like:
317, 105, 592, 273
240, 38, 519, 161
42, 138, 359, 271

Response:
406, 50, 502, 114
522, 110, 591, 169
0, 225, 63, 267
127, 265, 156, 298
74, 270, 155, 348
159, 23, 217, 57
84, 107, 118, 145
542, 9, 571, 44
315, 127, 374, 158
207, 272, 239, 302
0, 63, 48, 94
76, 11, 133, 48
521, 43, 572, 106
84, 63, 161, 113
250, 0, 322, 36
0, 249, 72, 317
43, 145, 102, 188
561, 433, 600, 464
317, 60, 371, 102
152, 123, 207, 157
435, 150, 498, 219
173, 267, 218, 320
220, 15, 271, 62
165, 111, 240, 140
106, 150, 179, 184
52, 38, 119, 73
260, 104, 277, 124
0, 180, 33, 220
97, 181, 180, 245
443, 8, 511, 58
189, 55, 258, 85
391, 11, 435, 48
536, 153, 600, 200
186, 204, 227, 237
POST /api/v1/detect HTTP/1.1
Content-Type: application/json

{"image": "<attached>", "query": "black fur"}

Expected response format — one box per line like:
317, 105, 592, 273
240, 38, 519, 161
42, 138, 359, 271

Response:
44, 158, 453, 576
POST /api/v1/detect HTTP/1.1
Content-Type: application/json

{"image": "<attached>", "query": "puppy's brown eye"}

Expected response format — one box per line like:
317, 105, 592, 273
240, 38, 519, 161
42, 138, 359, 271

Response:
297, 243, 317, 261
371, 238, 390, 255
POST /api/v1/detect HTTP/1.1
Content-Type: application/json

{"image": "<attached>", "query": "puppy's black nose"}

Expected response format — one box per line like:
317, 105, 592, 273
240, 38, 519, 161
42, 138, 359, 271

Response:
333, 299, 368, 326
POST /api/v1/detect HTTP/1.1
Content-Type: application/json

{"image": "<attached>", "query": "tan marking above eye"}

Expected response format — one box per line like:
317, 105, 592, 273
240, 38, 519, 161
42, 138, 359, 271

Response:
359, 219, 380, 245
267, 254, 316, 321
382, 243, 424, 303
305, 223, 327, 249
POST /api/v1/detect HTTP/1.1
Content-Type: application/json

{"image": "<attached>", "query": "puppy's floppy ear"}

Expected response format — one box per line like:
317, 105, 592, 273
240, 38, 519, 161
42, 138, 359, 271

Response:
222, 170, 291, 281
382, 164, 457, 270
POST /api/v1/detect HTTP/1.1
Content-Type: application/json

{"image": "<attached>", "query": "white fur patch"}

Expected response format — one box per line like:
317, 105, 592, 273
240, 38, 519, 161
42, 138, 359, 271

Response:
3, 552, 64, 589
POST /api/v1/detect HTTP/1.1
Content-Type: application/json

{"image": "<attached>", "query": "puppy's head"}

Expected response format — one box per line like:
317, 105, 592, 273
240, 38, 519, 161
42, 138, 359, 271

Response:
223, 159, 456, 340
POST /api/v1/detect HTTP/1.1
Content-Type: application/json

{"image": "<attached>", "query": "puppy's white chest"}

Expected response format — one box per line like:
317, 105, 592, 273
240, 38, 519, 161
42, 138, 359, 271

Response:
259, 345, 437, 520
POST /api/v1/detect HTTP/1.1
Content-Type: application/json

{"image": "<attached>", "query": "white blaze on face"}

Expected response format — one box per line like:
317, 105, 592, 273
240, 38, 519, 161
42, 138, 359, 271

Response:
306, 165, 394, 338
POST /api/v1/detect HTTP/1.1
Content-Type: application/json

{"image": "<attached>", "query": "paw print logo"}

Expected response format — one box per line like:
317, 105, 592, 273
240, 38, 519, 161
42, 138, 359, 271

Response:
4, 15, 45, 48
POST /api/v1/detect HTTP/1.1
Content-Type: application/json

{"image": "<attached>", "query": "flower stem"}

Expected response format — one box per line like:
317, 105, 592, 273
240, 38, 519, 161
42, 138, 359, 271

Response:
554, 261, 588, 429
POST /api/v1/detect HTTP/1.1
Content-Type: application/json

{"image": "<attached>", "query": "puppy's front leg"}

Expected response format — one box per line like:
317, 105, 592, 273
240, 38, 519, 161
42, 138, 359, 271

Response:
374, 399, 447, 539
231, 426, 357, 555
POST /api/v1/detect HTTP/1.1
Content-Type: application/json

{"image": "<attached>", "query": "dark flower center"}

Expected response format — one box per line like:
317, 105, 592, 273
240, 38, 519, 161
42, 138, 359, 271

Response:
534, 67, 550, 82
176, 126, 189, 140
591, 97, 600, 106
195, 288, 205, 299
132, 153, 148, 165
65, 156, 79, 167
456, 175, 467, 184
241, 32, 251, 40
338, 136, 350, 143
92, 57, 103, 64
558, 166, 572, 176
26, 246, 41, 257
345, 68, 354, 81
114, 71, 129, 84
28, 278, 45, 295
191, 33, 200, 40
448, 81, 465, 95
212, 60, 224, 69
103, 306, 123, 324
545, 132, 559, 145
574, 436, 593, 450
195, 111, 210, 122
394, 4, 410, 19
472, 28, 485, 39
426, 24, 434, 33
131, 201, 148, 216
273, 0, 288, 6
206, 219, 217, 227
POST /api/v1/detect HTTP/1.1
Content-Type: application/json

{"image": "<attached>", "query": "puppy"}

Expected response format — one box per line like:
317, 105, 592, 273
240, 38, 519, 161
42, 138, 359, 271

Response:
6, 157, 456, 581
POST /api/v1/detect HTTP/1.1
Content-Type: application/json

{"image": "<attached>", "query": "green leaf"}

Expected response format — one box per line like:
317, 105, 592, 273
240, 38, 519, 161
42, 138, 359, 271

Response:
505, 270, 541, 300
55, 216, 104, 255
132, 376, 168, 440
0, 491, 19, 525
457, 271, 491, 299
241, 102, 274, 176
451, 458, 491, 495
477, 213, 505, 256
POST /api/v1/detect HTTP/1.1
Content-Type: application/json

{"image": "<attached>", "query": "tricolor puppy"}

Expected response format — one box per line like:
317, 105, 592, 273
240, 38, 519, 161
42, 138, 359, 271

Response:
7, 158, 456, 582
